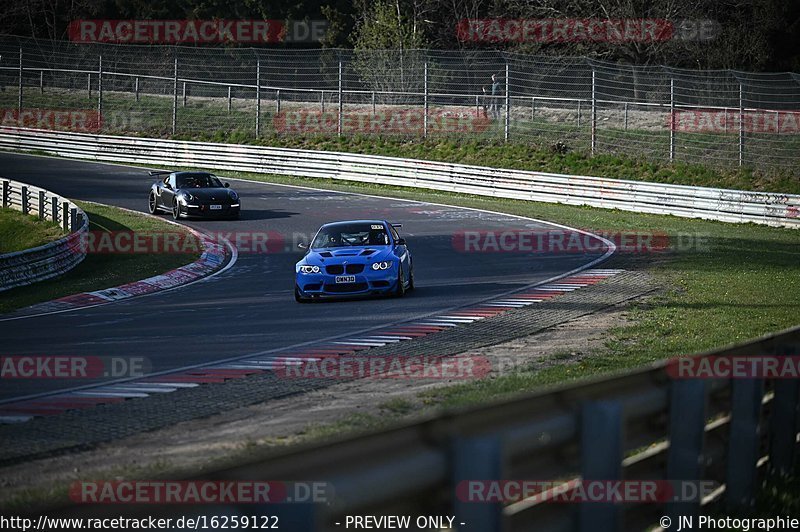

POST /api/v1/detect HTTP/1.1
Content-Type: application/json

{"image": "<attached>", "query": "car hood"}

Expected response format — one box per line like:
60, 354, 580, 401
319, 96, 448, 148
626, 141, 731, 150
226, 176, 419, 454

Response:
301, 246, 393, 264
179, 188, 232, 202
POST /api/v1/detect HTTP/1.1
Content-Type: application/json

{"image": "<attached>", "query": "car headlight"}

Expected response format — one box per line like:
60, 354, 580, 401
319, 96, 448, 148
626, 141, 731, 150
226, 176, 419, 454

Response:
228, 190, 238, 201
371, 261, 392, 270
300, 265, 320, 274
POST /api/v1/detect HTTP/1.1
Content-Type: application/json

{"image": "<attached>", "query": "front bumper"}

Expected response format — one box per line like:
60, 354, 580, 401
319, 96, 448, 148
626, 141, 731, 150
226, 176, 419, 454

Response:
182, 203, 240, 218
296, 269, 398, 297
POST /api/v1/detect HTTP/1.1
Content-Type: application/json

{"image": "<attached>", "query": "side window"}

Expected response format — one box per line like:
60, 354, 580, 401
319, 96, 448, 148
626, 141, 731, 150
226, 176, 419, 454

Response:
168, 175, 177, 189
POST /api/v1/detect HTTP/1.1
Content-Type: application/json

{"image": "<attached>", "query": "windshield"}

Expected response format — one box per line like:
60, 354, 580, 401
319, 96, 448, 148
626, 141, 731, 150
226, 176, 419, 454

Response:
311, 223, 390, 248
176, 173, 223, 189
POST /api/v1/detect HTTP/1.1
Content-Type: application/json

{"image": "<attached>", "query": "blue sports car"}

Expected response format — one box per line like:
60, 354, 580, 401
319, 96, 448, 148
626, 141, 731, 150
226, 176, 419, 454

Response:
295, 220, 414, 302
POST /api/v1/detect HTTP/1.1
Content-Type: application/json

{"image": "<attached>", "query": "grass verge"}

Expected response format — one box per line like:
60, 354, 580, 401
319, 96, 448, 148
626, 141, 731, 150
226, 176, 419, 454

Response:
0, 202, 201, 314
0, 208, 65, 253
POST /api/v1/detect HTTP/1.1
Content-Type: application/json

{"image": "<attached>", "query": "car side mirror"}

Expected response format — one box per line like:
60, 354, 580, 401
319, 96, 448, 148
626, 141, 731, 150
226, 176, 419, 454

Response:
224, 182, 230, 188
395, 238, 406, 246
297, 242, 308, 250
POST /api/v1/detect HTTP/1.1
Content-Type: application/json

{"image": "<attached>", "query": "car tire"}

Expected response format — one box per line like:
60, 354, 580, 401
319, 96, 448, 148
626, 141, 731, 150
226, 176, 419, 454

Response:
395, 266, 406, 298
172, 199, 180, 220
148, 191, 159, 214
295, 285, 310, 303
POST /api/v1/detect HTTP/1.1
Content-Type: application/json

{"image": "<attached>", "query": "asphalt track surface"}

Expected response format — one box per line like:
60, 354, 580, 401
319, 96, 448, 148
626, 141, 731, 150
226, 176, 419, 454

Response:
0, 152, 609, 402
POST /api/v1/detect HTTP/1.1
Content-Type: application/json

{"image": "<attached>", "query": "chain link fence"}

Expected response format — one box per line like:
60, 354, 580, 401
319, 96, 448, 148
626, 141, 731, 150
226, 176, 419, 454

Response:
0, 36, 798, 172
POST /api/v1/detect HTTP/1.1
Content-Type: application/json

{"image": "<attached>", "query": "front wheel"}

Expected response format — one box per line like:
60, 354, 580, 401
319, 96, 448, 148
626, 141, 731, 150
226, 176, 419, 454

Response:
395, 266, 406, 298
148, 191, 158, 214
295, 285, 310, 303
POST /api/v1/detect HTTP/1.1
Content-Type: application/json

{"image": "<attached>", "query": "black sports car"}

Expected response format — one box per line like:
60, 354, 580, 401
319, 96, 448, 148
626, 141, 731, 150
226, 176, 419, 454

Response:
147, 171, 240, 220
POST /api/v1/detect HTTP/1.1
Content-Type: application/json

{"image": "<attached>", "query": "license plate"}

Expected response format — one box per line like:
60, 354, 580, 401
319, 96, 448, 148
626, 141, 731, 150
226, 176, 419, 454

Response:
209, 204, 222, 210
335, 275, 356, 284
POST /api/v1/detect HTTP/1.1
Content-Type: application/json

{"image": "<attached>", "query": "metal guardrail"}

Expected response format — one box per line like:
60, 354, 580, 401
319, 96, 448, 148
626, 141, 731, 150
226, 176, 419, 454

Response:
46, 325, 800, 531
0, 177, 88, 292
0, 127, 798, 228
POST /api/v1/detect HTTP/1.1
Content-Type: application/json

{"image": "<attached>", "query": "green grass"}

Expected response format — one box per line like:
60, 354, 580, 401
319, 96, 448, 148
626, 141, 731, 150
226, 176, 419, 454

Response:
0, 202, 201, 314
0, 208, 65, 253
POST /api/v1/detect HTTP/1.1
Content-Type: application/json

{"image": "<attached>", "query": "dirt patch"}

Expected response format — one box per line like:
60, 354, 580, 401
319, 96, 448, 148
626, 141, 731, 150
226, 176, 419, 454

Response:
0, 303, 630, 508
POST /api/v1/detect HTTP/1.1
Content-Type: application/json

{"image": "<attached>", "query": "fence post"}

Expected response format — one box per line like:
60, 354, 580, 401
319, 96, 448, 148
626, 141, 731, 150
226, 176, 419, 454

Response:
134, 77, 139, 102
770, 378, 799, 476
255, 60, 261, 137
504, 63, 510, 141
452, 435, 503, 531
38, 190, 45, 219
591, 69, 596, 155
337, 61, 343, 136
2, 180, 9, 208
577, 99, 582, 127
18, 48, 22, 112
738, 83, 744, 167
423, 63, 429, 139
21, 185, 28, 215
87, 73, 92, 98
182, 81, 187, 107
320, 90, 325, 113
579, 401, 622, 532
666, 380, 707, 525
227, 86, 232, 114
669, 78, 675, 162
97, 55, 103, 118
276, 89, 281, 114
39, 70, 43, 94
372, 91, 376, 117
531, 97, 535, 120
61, 202, 69, 231
726, 378, 764, 508
171, 56, 178, 135
624, 102, 628, 131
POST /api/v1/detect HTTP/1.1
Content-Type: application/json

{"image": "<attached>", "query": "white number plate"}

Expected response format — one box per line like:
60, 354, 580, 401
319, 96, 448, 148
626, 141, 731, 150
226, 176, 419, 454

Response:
335, 275, 356, 283
210, 204, 222, 210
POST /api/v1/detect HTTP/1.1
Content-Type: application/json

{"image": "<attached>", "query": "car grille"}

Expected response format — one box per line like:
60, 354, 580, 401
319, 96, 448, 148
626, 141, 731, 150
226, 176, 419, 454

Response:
325, 264, 364, 275
324, 283, 368, 293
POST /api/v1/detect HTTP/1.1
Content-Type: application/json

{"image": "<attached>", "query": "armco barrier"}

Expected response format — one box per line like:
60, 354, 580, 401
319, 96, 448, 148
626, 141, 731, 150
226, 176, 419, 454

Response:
0, 127, 798, 228
0, 177, 88, 292
40, 325, 800, 531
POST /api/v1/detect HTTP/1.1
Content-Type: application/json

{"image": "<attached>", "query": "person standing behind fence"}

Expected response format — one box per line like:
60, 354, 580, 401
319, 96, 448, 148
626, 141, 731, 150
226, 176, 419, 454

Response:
489, 74, 501, 119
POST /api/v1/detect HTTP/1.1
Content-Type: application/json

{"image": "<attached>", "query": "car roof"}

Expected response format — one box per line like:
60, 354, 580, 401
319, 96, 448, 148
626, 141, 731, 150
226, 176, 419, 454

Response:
320, 220, 388, 228
172, 171, 214, 177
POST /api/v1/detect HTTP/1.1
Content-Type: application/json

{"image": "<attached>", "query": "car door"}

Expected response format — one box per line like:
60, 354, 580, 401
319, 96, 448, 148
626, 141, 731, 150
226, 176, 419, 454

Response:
390, 225, 410, 280
160, 174, 176, 209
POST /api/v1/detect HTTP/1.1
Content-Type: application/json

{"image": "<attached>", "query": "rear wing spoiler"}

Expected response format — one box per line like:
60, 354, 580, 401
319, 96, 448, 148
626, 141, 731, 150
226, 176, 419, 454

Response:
148, 170, 172, 176
390, 223, 403, 229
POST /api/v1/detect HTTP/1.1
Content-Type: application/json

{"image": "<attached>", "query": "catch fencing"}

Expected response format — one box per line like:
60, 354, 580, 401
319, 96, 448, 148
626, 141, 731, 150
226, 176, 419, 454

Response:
0, 177, 88, 291
0, 36, 798, 172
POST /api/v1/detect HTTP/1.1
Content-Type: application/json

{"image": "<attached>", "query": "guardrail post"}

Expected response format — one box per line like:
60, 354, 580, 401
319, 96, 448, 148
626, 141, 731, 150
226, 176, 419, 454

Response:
725, 378, 764, 508
769, 372, 799, 477
423, 62, 428, 139
666, 379, 707, 525
97, 55, 103, 118
51, 196, 58, 223
134, 76, 139, 102
70, 207, 78, 232
2, 180, 9, 208
452, 435, 503, 532
255, 59, 261, 137
21, 185, 28, 215
580, 401, 622, 532
337, 61, 343, 136
591, 69, 597, 155
669, 78, 675, 162
504, 63, 510, 141
172, 56, 178, 135
62, 202, 69, 231
738, 83, 744, 167
38, 190, 45, 219
18, 48, 22, 112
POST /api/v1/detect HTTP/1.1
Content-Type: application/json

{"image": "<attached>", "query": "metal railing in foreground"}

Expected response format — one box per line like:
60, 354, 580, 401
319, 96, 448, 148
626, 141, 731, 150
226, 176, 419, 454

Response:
44, 325, 800, 531
0, 177, 88, 291
0, 127, 797, 228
